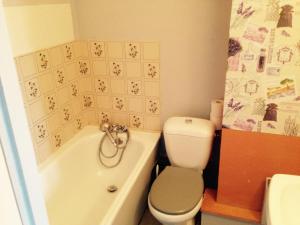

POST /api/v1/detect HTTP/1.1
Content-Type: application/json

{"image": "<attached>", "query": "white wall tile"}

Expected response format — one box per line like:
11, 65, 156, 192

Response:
107, 42, 124, 59
38, 71, 55, 94
126, 62, 141, 78
93, 60, 108, 76
143, 42, 160, 60
18, 53, 38, 79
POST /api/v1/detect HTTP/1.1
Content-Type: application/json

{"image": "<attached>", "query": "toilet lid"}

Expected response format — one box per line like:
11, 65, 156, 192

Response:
149, 166, 204, 215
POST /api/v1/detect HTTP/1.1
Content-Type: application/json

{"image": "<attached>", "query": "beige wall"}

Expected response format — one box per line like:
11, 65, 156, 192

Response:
72, 0, 231, 123
3, 2, 74, 56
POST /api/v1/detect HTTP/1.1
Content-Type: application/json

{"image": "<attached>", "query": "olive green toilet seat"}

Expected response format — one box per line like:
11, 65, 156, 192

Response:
149, 166, 204, 215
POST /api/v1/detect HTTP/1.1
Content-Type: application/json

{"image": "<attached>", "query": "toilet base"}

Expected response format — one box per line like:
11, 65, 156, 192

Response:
161, 218, 195, 225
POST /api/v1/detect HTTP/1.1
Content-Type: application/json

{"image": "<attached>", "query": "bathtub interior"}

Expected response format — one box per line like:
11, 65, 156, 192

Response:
39, 126, 160, 225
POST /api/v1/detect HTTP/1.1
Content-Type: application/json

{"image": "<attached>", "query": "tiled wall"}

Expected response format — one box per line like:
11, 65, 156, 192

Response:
223, 0, 300, 137
15, 40, 160, 164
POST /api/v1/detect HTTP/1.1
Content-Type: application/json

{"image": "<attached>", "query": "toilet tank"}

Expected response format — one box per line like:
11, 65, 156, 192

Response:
163, 117, 215, 171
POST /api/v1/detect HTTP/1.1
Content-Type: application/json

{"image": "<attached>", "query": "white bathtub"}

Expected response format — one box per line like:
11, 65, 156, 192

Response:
39, 126, 160, 225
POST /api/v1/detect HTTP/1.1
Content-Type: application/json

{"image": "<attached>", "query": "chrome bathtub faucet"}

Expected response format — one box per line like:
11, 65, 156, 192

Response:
111, 124, 128, 133
99, 122, 128, 147
98, 122, 130, 168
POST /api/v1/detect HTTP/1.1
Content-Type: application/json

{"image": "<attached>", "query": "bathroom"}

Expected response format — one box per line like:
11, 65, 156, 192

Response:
0, 0, 300, 225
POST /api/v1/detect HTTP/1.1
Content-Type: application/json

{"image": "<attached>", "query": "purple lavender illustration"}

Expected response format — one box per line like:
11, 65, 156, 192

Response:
224, 98, 244, 117
228, 38, 242, 57
263, 103, 278, 121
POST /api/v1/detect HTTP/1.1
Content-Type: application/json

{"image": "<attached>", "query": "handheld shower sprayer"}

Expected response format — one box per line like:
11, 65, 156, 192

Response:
98, 122, 130, 168
100, 122, 119, 147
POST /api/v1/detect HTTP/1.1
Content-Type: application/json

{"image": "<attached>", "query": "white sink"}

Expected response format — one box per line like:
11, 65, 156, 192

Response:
268, 174, 300, 225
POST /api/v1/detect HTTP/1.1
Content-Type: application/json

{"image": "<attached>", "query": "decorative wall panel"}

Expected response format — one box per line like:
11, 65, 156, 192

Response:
223, 0, 300, 137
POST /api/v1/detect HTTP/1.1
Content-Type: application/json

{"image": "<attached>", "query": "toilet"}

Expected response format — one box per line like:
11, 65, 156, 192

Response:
148, 117, 215, 225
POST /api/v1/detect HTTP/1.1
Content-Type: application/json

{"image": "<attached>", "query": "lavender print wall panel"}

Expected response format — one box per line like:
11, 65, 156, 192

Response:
223, 0, 300, 137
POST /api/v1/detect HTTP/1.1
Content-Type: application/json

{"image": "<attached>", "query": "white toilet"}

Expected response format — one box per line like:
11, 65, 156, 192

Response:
148, 117, 215, 225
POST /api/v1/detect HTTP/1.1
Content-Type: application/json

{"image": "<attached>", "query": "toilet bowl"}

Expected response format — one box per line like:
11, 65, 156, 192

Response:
147, 117, 215, 225
148, 166, 204, 225
148, 198, 202, 225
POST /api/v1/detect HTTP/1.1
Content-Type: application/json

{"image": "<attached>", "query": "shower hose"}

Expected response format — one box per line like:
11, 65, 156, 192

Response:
98, 130, 129, 168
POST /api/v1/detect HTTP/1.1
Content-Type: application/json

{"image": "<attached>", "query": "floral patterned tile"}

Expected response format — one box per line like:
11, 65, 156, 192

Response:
129, 114, 144, 129
112, 96, 127, 111
78, 60, 91, 76
82, 94, 95, 109
24, 78, 41, 102
109, 61, 124, 77
36, 50, 51, 72
95, 77, 110, 94
51, 129, 64, 149
33, 121, 48, 144
54, 66, 66, 87
44, 93, 57, 113
143, 62, 160, 80
125, 42, 140, 60
61, 104, 73, 124
128, 80, 143, 96
62, 43, 75, 62
70, 81, 79, 98
99, 111, 111, 124
74, 116, 84, 131
89, 41, 106, 58
145, 97, 160, 115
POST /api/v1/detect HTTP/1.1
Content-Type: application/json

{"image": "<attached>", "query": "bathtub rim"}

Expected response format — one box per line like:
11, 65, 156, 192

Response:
38, 125, 160, 172
38, 126, 104, 172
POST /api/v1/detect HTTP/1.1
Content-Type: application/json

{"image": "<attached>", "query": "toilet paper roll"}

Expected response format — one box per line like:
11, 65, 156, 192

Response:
210, 99, 224, 117
210, 114, 223, 130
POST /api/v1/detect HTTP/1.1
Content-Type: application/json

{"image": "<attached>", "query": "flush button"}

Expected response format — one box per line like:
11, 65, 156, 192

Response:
185, 118, 192, 124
